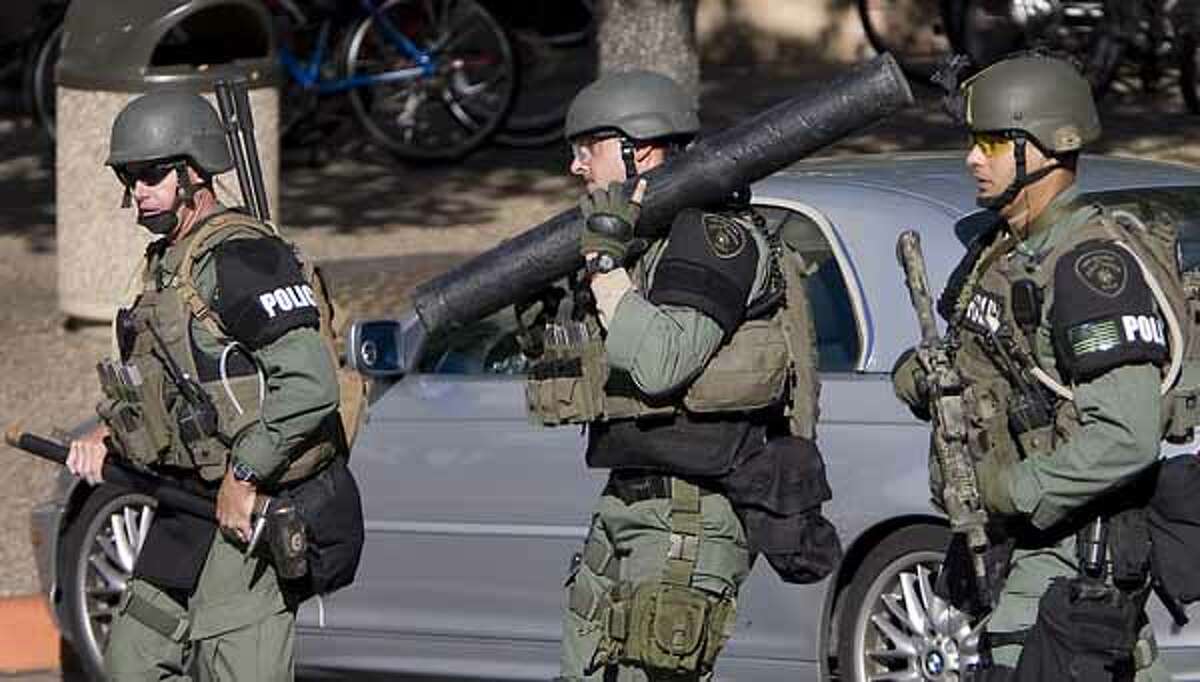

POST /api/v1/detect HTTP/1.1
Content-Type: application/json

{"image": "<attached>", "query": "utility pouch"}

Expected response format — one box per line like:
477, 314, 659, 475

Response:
616, 582, 735, 675
264, 499, 308, 580
1148, 454, 1200, 605
1013, 577, 1140, 682
277, 457, 364, 602
525, 321, 607, 425
97, 400, 159, 465
1165, 388, 1200, 444
683, 316, 788, 413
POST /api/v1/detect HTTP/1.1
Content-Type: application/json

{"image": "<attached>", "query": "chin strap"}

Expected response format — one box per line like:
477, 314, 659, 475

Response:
978, 136, 1061, 211
174, 162, 196, 203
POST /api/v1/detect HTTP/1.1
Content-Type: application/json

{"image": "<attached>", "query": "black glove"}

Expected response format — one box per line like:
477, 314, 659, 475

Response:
579, 179, 647, 271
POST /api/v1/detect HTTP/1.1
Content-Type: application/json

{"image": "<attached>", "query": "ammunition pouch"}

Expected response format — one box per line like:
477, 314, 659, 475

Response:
97, 359, 173, 466
526, 321, 610, 425
593, 581, 736, 676
526, 310, 790, 427
1012, 577, 1141, 682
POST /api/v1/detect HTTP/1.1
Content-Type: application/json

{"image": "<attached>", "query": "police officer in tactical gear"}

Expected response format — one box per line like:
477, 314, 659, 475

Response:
893, 55, 1176, 680
530, 70, 831, 681
67, 91, 343, 681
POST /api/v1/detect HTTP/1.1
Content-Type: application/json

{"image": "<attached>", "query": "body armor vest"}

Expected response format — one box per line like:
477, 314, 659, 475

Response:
99, 211, 345, 483
526, 210, 820, 438
948, 200, 1198, 479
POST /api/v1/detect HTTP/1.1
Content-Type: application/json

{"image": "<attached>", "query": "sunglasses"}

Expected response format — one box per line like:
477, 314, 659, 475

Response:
113, 161, 177, 188
570, 133, 618, 165
968, 131, 1017, 158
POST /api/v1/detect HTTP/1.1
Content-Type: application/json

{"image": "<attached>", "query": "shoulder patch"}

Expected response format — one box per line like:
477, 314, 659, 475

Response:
1074, 248, 1127, 297
703, 213, 747, 259
1051, 238, 1166, 382
211, 236, 319, 349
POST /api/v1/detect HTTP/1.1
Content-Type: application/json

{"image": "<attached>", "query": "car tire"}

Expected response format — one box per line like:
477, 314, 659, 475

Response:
836, 524, 985, 682
59, 485, 156, 681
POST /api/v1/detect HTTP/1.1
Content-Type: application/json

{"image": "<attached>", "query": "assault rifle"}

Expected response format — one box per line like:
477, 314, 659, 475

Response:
214, 78, 270, 223
896, 230, 994, 617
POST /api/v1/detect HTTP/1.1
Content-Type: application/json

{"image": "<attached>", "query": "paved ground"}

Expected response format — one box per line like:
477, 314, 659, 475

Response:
0, 58, 1198, 679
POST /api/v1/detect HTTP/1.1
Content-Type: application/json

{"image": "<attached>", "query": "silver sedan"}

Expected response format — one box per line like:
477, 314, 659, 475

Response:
31, 152, 1200, 681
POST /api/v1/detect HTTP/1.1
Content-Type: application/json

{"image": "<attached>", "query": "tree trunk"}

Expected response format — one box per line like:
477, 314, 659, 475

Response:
594, 0, 700, 106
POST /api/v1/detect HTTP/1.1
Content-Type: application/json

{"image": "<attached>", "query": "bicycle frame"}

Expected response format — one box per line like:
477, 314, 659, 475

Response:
276, 0, 431, 96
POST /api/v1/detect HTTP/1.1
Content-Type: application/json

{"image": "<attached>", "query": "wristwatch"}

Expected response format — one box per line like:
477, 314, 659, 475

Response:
230, 459, 259, 485
586, 253, 618, 276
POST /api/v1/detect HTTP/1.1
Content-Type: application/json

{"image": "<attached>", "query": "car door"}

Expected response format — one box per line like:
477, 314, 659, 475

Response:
302, 313, 601, 677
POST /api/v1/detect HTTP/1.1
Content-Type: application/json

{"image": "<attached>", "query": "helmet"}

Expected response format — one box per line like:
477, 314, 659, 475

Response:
962, 54, 1101, 153
107, 91, 233, 174
564, 70, 699, 142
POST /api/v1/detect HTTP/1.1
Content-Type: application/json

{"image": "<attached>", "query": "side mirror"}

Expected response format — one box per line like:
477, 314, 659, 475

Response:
346, 312, 427, 378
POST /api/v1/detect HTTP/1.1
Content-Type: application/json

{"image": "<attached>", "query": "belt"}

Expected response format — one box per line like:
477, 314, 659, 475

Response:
603, 471, 719, 506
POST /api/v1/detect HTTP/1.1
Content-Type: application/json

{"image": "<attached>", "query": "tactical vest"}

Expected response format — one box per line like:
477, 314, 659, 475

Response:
526, 211, 820, 439
98, 211, 361, 483
949, 200, 1199, 478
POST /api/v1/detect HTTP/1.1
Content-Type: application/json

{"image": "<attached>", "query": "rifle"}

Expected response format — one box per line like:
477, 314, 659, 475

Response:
214, 78, 270, 223
896, 230, 994, 616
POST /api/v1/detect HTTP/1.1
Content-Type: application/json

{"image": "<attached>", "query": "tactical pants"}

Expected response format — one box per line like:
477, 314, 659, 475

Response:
560, 481, 751, 681
105, 528, 295, 681
987, 535, 1169, 681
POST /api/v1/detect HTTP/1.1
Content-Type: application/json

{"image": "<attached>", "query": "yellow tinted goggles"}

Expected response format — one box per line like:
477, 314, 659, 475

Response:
969, 132, 1015, 157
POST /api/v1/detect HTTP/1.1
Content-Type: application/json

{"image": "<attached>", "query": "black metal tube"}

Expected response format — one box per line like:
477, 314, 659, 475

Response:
411, 54, 913, 334
214, 80, 257, 220
233, 80, 272, 223
7, 428, 216, 520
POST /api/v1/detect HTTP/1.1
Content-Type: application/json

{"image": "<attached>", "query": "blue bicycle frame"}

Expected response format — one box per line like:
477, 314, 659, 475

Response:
278, 0, 435, 96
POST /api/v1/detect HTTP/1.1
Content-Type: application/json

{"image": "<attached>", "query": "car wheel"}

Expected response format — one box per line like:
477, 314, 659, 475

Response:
59, 485, 155, 680
836, 524, 985, 682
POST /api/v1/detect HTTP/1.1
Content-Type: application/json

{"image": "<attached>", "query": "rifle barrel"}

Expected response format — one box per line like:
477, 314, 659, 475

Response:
896, 230, 940, 345
215, 81, 258, 219
232, 81, 271, 223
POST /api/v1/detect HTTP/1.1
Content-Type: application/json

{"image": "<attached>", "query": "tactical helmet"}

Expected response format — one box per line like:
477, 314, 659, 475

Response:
962, 54, 1101, 153
564, 70, 699, 142
107, 91, 233, 175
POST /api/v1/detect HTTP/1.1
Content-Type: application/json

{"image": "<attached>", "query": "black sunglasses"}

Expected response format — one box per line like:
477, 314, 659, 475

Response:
113, 161, 177, 188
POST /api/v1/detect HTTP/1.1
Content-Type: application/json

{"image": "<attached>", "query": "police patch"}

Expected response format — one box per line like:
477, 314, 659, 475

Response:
962, 290, 1003, 336
703, 214, 747, 259
1074, 249, 1127, 297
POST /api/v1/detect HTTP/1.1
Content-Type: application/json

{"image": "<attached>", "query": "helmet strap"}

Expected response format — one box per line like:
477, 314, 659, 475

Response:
121, 186, 132, 209
620, 137, 638, 180
977, 135, 1059, 211
174, 162, 196, 203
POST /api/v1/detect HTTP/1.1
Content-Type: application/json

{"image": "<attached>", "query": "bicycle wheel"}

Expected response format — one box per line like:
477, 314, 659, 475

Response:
857, 0, 956, 83
493, 0, 596, 148
343, 0, 516, 162
22, 13, 63, 141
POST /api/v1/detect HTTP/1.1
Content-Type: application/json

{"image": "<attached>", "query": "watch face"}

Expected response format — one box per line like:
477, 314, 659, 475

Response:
232, 461, 257, 482
597, 254, 616, 272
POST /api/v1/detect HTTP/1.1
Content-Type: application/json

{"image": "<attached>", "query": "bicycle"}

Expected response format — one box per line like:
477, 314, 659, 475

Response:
486, 0, 597, 147
952, 0, 1200, 109
857, 0, 962, 82
271, 0, 516, 162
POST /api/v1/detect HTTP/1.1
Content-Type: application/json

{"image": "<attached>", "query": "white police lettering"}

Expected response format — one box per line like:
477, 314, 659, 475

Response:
257, 284, 316, 319
966, 292, 1002, 333
1121, 315, 1166, 346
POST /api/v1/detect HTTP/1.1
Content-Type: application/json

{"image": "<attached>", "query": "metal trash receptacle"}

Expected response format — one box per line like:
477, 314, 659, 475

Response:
56, 0, 280, 322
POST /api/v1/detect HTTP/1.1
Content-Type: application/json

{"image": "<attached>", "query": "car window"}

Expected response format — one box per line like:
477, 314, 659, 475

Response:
755, 204, 862, 372
417, 310, 530, 376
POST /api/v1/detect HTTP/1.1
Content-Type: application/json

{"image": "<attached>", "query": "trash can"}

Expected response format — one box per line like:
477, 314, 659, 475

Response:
55, 0, 280, 322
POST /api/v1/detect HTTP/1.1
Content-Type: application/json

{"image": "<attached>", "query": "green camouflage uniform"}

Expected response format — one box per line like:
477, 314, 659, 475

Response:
943, 186, 1170, 679
560, 225, 773, 682
104, 211, 339, 682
